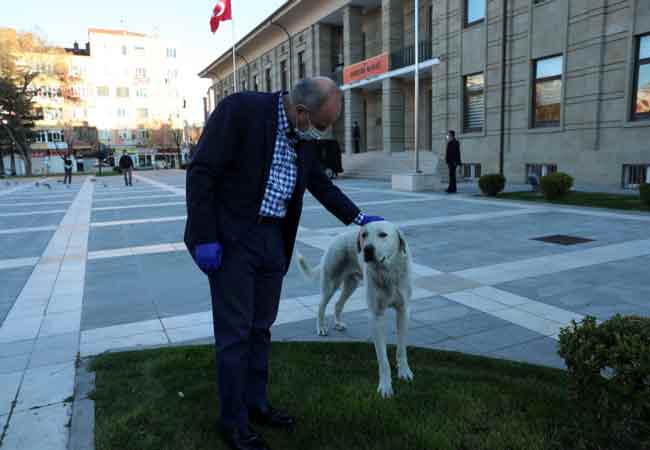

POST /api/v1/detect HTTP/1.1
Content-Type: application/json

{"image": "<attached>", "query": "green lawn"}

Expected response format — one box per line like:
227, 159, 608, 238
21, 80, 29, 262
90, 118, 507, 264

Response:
498, 190, 650, 212
90, 343, 575, 450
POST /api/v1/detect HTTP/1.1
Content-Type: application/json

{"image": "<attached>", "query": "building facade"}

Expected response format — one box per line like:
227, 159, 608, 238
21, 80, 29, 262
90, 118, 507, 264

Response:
200, 0, 650, 189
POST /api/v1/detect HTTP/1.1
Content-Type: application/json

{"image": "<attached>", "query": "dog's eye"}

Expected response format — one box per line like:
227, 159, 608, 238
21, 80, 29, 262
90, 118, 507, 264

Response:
378, 232, 388, 238
362, 232, 368, 239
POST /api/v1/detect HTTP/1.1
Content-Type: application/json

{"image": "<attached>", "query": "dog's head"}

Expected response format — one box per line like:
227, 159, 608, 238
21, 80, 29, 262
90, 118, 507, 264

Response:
357, 221, 407, 264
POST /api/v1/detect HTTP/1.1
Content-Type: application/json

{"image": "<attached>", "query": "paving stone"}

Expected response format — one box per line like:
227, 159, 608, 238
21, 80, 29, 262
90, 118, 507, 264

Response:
490, 337, 566, 369
1, 403, 72, 450
15, 362, 75, 412
455, 324, 543, 353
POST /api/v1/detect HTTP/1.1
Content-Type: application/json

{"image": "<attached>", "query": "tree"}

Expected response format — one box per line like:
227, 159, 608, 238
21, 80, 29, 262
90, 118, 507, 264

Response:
169, 126, 183, 168
0, 74, 38, 176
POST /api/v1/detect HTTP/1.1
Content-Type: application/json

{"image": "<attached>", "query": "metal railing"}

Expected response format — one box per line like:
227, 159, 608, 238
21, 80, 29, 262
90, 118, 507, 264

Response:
390, 40, 433, 71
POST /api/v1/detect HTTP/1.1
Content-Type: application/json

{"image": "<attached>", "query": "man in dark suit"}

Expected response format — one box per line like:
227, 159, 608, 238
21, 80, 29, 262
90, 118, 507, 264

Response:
445, 130, 461, 193
185, 77, 383, 450
352, 120, 361, 153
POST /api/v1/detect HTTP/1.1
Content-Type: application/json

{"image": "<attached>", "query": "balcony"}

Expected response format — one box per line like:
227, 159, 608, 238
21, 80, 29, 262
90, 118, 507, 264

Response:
390, 40, 433, 71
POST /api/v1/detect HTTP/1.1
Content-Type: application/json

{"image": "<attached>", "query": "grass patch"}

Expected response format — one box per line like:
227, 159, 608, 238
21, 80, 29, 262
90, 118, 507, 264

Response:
498, 190, 650, 212
90, 343, 574, 450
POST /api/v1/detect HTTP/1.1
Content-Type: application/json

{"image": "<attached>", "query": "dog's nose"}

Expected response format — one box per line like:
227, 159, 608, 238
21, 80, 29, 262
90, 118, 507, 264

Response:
363, 245, 375, 261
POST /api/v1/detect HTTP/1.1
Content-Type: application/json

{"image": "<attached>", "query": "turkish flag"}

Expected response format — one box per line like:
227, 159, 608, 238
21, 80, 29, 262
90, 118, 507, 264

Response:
210, 0, 232, 33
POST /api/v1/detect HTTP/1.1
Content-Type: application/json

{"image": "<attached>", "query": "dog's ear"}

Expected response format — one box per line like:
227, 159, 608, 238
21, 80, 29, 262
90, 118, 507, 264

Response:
357, 230, 362, 253
397, 228, 407, 255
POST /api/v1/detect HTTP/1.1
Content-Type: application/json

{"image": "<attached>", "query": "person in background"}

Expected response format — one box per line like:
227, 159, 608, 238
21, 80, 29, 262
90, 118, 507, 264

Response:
62, 152, 73, 186
445, 130, 461, 194
118, 151, 134, 186
185, 77, 384, 450
352, 120, 361, 154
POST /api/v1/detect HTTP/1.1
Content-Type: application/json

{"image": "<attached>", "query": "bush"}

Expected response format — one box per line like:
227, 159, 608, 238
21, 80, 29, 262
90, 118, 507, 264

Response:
640, 183, 650, 207
558, 315, 650, 450
540, 172, 573, 200
478, 174, 506, 197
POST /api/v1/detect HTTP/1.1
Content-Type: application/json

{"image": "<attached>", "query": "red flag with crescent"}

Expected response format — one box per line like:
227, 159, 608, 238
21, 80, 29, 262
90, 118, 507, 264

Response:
210, 0, 232, 33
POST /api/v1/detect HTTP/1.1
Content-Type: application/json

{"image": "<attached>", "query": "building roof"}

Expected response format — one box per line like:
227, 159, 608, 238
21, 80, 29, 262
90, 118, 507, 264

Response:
198, 0, 296, 78
88, 28, 148, 38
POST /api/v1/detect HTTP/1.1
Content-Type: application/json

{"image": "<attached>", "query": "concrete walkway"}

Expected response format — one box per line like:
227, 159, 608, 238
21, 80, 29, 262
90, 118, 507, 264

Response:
0, 170, 649, 448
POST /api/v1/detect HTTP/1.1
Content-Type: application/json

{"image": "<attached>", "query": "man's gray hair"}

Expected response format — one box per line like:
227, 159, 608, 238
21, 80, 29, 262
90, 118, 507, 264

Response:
290, 77, 339, 112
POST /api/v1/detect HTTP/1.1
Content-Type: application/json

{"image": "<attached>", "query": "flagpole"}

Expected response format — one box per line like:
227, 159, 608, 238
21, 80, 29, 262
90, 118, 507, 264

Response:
231, 15, 238, 92
414, 0, 421, 173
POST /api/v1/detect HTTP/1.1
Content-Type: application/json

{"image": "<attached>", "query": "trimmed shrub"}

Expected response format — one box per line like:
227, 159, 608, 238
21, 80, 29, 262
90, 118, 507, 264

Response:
540, 172, 573, 200
558, 315, 650, 450
640, 183, 650, 207
478, 174, 506, 197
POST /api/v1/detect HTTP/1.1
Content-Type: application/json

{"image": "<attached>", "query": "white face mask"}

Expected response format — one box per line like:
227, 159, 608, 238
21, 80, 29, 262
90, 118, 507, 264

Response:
295, 109, 325, 141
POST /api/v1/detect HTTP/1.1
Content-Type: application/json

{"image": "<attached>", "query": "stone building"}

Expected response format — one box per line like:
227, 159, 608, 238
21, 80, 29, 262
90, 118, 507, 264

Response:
200, 0, 650, 189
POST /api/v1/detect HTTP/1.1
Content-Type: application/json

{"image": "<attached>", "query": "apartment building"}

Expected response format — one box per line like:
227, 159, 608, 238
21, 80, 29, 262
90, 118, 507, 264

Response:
200, 0, 650, 189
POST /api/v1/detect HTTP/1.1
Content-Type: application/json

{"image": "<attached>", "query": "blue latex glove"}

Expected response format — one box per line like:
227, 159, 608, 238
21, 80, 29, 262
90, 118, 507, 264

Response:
195, 242, 222, 274
361, 215, 384, 226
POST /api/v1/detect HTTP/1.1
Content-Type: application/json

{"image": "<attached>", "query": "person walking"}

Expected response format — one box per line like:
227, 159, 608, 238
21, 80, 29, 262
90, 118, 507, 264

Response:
118, 151, 134, 186
445, 130, 461, 193
62, 153, 73, 186
185, 77, 384, 450
352, 120, 361, 153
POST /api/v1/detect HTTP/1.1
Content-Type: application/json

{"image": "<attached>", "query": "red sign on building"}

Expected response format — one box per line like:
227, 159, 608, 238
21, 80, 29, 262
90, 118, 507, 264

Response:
343, 53, 390, 85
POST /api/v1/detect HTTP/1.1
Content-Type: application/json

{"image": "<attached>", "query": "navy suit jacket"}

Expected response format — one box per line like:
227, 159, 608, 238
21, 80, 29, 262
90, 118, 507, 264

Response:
184, 91, 361, 274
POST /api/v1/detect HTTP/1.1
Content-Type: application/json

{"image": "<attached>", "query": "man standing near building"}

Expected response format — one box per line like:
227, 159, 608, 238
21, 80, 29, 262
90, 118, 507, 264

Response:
352, 120, 361, 153
118, 151, 134, 186
62, 152, 73, 186
185, 77, 383, 450
445, 130, 461, 193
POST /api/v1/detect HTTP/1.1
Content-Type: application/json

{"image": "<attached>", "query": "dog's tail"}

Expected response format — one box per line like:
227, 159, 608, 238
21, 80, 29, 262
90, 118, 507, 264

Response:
296, 253, 321, 282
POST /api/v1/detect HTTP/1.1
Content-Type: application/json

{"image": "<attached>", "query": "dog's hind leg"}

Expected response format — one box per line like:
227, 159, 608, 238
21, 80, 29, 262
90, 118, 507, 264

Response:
333, 275, 360, 331
371, 313, 393, 398
395, 306, 414, 382
316, 278, 338, 336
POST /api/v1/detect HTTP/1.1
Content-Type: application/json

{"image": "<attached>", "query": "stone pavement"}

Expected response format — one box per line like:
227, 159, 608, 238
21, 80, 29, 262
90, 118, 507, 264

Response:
0, 170, 649, 448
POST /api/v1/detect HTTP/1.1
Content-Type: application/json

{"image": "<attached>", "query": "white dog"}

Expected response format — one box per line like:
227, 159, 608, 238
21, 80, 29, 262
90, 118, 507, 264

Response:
297, 221, 414, 398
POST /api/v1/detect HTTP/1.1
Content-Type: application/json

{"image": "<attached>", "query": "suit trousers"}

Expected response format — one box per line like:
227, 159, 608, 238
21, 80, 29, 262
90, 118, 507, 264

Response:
208, 221, 286, 432
447, 164, 457, 193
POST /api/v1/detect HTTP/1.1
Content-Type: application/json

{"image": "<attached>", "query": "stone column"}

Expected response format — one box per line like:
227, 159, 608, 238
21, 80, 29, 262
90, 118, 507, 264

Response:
382, 0, 405, 153
343, 6, 364, 154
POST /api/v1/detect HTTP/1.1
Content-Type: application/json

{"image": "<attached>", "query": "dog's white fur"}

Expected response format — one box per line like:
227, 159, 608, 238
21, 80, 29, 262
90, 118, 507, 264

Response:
297, 221, 413, 398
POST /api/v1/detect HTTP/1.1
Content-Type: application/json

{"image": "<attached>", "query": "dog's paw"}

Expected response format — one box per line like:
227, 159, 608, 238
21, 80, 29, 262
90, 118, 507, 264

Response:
333, 321, 347, 331
398, 365, 414, 382
377, 380, 394, 399
317, 324, 329, 336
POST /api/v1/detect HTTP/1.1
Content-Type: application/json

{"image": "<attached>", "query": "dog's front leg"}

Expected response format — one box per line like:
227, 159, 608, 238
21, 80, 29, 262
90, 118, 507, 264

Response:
371, 313, 393, 398
396, 306, 414, 382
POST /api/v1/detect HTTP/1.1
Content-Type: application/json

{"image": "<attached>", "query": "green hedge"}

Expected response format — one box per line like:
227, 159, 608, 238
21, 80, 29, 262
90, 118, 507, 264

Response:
558, 315, 650, 450
478, 174, 506, 197
640, 183, 650, 207
540, 172, 573, 200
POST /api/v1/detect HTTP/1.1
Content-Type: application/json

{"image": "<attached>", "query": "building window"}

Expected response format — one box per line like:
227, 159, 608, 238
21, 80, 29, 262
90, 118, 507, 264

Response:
117, 108, 127, 118
97, 86, 109, 97
463, 73, 484, 133
280, 60, 288, 91
135, 67, 147, 79
533, 55, 563, 128
135, 46, 146, 56
116, 87, 130, 98
166, 48, 177, 58
121, 45, 127, 55
622, 164, 650, 189
465, 0, 485, 26
136, 88, 148, 98
265, 68, 272, 92
136, 108, 149, 120
253, 75, 259, 91
298, 51, 306, 79
633, 34, 650, 121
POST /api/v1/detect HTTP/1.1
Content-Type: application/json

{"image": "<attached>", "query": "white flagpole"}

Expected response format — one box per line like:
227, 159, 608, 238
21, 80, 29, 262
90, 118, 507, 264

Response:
231, 7, 238, 92
414, 0, 420, 173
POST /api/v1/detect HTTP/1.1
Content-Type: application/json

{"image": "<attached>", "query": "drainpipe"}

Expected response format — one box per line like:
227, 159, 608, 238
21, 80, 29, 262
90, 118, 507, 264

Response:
272, 22, 293, 89
499, 0, 508, 176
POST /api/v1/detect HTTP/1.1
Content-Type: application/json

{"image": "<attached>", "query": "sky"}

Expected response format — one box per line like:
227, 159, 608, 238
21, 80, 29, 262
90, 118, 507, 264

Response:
3, 0, 286, 122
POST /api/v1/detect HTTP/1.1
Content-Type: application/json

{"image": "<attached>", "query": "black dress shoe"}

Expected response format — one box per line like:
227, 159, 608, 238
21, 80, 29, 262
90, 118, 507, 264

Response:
219, 426, 269, 450
249, 405, 296, 430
